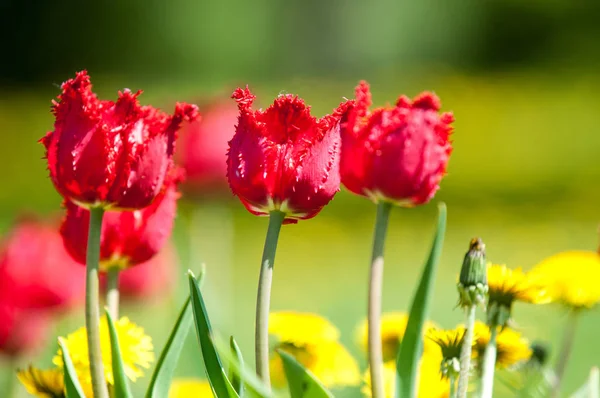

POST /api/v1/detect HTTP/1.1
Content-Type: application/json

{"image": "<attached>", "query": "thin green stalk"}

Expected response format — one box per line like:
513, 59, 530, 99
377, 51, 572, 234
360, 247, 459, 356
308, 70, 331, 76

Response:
553, 311, 579, 397
457, 305, 476, 398
106, 268, 120, 318
255, 210, 285, 387
449, 374, 457, 398
368, 201, 392, 398
86, 207, 109, 398
480, 324, 499, 398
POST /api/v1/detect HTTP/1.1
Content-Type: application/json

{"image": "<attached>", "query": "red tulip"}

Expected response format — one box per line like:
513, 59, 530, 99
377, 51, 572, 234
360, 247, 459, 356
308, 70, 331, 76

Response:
179, 101, 237, 193
41, 70, 198, 210
340, 81, 454, 206
227, 87, 353, 223
61, 173, 181, 270
0, 302, 51, 357
100, 247, 177, 300
0, 218, 85, 310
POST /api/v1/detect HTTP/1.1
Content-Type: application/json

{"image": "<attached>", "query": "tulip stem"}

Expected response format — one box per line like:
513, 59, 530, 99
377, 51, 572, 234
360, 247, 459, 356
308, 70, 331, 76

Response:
106, 268, 120, 318
255, 210, 285, 387
553, 310, 579, 397
480, 323, 499, 398
86, 207, 109, 398
457, 305, 476, 397
368, 201, 392, 398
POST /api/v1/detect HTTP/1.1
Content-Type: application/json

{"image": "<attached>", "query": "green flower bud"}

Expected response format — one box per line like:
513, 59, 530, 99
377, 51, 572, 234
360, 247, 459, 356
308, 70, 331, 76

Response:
457, 238, 489, 307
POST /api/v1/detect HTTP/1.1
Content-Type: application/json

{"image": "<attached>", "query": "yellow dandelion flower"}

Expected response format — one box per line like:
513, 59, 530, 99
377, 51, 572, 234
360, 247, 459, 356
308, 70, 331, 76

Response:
362, 355, 450, 398
530, 251, 600, 309
473, 321, 531, 368
488, 263, 550, 306
269, 311, 360, 388
53, 316, 154, 387
168, 378, 213, 397
427, 326, 471, 361
17, 367, 65, 398
356, 312, 438, 362
269, 311, 340, 345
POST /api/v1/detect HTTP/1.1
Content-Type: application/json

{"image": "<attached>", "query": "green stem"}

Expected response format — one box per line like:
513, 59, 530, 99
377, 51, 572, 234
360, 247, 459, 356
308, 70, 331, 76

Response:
106, 268, 120, 318
480, 323, 499, 398
255, 210, 285, 387
449, 373, 457, 398
457, 305, 476, 398
368, 201, 392, 398
86, 207, 109, 398
553, 311, 579, 397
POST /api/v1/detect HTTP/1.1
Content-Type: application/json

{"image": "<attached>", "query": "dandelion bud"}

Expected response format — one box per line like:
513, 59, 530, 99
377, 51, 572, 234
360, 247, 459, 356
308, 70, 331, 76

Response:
529, 342, 550, 367
458, 238, 488, 307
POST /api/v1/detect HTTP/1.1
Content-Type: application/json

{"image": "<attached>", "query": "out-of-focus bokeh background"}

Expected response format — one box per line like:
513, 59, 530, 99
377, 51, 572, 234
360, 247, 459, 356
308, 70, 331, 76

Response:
1, 1, 599, 396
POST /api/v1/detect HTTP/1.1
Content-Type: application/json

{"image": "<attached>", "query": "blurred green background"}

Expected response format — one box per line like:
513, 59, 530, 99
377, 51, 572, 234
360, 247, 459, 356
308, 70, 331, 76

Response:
1, 0, 599, 396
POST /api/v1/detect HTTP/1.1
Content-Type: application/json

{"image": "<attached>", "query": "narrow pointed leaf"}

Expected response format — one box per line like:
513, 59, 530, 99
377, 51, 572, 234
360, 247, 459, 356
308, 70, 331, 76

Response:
278, 350, 333, 398
229, 336, 245, 396
105, 309, 133, 398
223, 369, 241, 398
395, 203, 447, 398
58, 337, 86, 398
145, 268, 205, 398
188, 271, 231, 398
213, 336, 275, 398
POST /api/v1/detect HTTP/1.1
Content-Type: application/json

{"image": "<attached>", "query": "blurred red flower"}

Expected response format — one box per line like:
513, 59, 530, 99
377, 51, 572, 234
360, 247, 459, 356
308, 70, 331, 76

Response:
227, 86, 354, 223
340, 81, 454, 206
178, 101, 237, 194
61, 173, 181, 271
41, 70, 198, 210
0, 218, 85, 356
100, 246, 177, 301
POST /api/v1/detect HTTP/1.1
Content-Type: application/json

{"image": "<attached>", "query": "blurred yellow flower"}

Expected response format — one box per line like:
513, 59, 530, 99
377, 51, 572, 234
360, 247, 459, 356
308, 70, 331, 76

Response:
53, 316, 154, 387
473, 321, 531, 368
530, 251, 600, 309
17, 366, 66, 398
427, 326, 472, 361
487, 263, 550, 306
362, 354, 450, 398
169, 378, 213, 397
269, 311, 360, 388
357, 312, 438, 362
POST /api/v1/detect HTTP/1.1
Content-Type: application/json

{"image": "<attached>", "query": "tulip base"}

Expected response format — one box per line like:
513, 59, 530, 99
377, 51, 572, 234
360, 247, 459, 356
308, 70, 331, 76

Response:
255, 210, 285, 387
86, 207, 109, 398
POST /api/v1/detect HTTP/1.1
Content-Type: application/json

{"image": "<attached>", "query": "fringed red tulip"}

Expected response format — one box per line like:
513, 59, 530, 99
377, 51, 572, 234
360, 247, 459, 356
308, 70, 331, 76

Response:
227, 87, 353, 224
179, 101, 237, 193
41, 70, 198, 210
61, 172, 181, 271
341, 81, 454, 206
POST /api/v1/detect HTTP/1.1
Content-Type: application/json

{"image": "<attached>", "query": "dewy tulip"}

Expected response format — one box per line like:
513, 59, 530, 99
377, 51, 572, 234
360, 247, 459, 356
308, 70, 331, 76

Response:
41, 70, 198, 210
227, 87, 353, 223
341, 81, 454, 206
179, 100, 237, 193
61, 172, 181, 271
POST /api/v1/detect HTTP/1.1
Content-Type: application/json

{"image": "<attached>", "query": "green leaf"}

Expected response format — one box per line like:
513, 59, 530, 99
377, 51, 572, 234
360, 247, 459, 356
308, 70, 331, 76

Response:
277, 350, 333, 398
395, 203, 447, 398
188, 270, 232, 398
145, 267, 205, 398
213, 336, 275, 398
229, 336, 244, 396
223, 369, 241, 398
105, 309, 133, 398
58, 337, 86, 398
